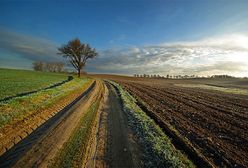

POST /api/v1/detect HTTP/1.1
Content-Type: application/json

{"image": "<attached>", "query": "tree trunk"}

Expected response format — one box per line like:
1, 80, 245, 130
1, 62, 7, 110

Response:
78, 68, 81, 77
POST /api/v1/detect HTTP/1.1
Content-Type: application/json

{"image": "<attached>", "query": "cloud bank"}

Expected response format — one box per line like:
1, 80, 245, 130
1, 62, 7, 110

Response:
87, 34, 248, 77
0, 28, 62, 63
0, 28, 247, 76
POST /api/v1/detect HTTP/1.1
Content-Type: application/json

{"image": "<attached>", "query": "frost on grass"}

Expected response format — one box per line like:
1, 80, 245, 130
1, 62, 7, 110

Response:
110, 81, 194, 168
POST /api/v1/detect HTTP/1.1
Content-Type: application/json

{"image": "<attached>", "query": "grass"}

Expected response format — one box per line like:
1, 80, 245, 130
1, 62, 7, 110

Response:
110, 81, 195, 168
0, 68, 68, 100
0, 77, 92, 129
51, 97, 101, 168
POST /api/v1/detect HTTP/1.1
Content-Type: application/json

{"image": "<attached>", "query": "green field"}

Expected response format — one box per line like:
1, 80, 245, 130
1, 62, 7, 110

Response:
0, 68, 68, 100
0, 68, 93, 129
0, 77, 91, 129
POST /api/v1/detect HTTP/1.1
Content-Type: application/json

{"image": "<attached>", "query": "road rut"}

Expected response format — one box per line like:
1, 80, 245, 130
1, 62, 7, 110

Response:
87, 82, 142, 168
0, 80, 99, 168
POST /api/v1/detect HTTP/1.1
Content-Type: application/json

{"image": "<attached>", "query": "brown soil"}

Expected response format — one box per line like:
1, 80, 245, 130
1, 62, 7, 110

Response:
85, 83, 109, 168
85, 81, 143, 168
82, 81, 105, 168
0, 80, 99, 167
99, 75, 248, 168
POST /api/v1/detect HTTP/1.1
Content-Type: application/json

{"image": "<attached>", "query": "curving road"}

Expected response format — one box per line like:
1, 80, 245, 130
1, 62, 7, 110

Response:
0, 81, 98, 168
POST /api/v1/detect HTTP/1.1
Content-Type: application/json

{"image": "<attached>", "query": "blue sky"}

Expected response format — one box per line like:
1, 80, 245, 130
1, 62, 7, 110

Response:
1, 0, 248, 76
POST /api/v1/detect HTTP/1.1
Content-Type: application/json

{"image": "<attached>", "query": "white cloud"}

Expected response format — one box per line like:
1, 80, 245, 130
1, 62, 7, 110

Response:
163, 34, 248, 51
0, 28, 247, 77
87, 34, 248, 77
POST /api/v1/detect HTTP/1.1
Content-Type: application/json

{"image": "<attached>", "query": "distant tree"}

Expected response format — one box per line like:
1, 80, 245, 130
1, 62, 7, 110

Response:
46, 62, 64, 72
45, 63, 55, 72
58, 38, 97, 77
32, 61, 64, 73
33, 61, 44, 71
55, 62, 64, 72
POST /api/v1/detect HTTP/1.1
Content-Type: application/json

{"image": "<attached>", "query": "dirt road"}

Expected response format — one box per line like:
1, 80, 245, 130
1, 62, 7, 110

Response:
87, 82, 143, 168
0, 81, 99, 168
0, 80, 143, 168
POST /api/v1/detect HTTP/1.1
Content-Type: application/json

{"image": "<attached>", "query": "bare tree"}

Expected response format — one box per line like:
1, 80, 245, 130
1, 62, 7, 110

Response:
58, 38, 97, 77
33, 61, 44, 71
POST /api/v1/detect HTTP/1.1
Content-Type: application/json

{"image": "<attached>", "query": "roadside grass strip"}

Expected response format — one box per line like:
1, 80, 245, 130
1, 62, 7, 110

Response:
110, 81, 195, 168
0, 78, 91, 129
51, 97, 101, 168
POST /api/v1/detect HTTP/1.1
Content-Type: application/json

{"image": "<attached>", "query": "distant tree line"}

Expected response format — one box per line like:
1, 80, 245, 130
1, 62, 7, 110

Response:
33, 61, 64, 73
210, 75, 235, 78
134, 74, 236, 79
133, 74, 197, 79
134, 74, 165, 78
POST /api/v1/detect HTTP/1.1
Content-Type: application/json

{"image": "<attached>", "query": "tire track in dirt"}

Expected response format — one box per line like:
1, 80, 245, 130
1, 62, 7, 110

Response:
86, 81, 143, 168
84, 83, 109, 168
0, 81, 97, 168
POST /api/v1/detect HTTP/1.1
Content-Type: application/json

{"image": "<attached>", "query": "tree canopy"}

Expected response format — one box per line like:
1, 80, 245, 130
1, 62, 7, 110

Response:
58, 38, 97, 77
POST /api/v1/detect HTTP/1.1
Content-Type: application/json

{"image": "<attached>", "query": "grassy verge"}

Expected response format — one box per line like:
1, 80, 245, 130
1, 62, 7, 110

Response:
0, 68, 68, 100
0, 78, 92, 129
51, 94, 102, 168
110, 81, 195, 168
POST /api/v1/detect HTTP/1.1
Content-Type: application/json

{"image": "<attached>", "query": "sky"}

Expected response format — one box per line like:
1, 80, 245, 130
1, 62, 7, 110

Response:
0, 0, 248, 77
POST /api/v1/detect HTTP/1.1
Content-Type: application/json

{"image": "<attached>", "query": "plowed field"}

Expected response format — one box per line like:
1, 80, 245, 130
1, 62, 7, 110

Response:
107, 77, 248, 168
